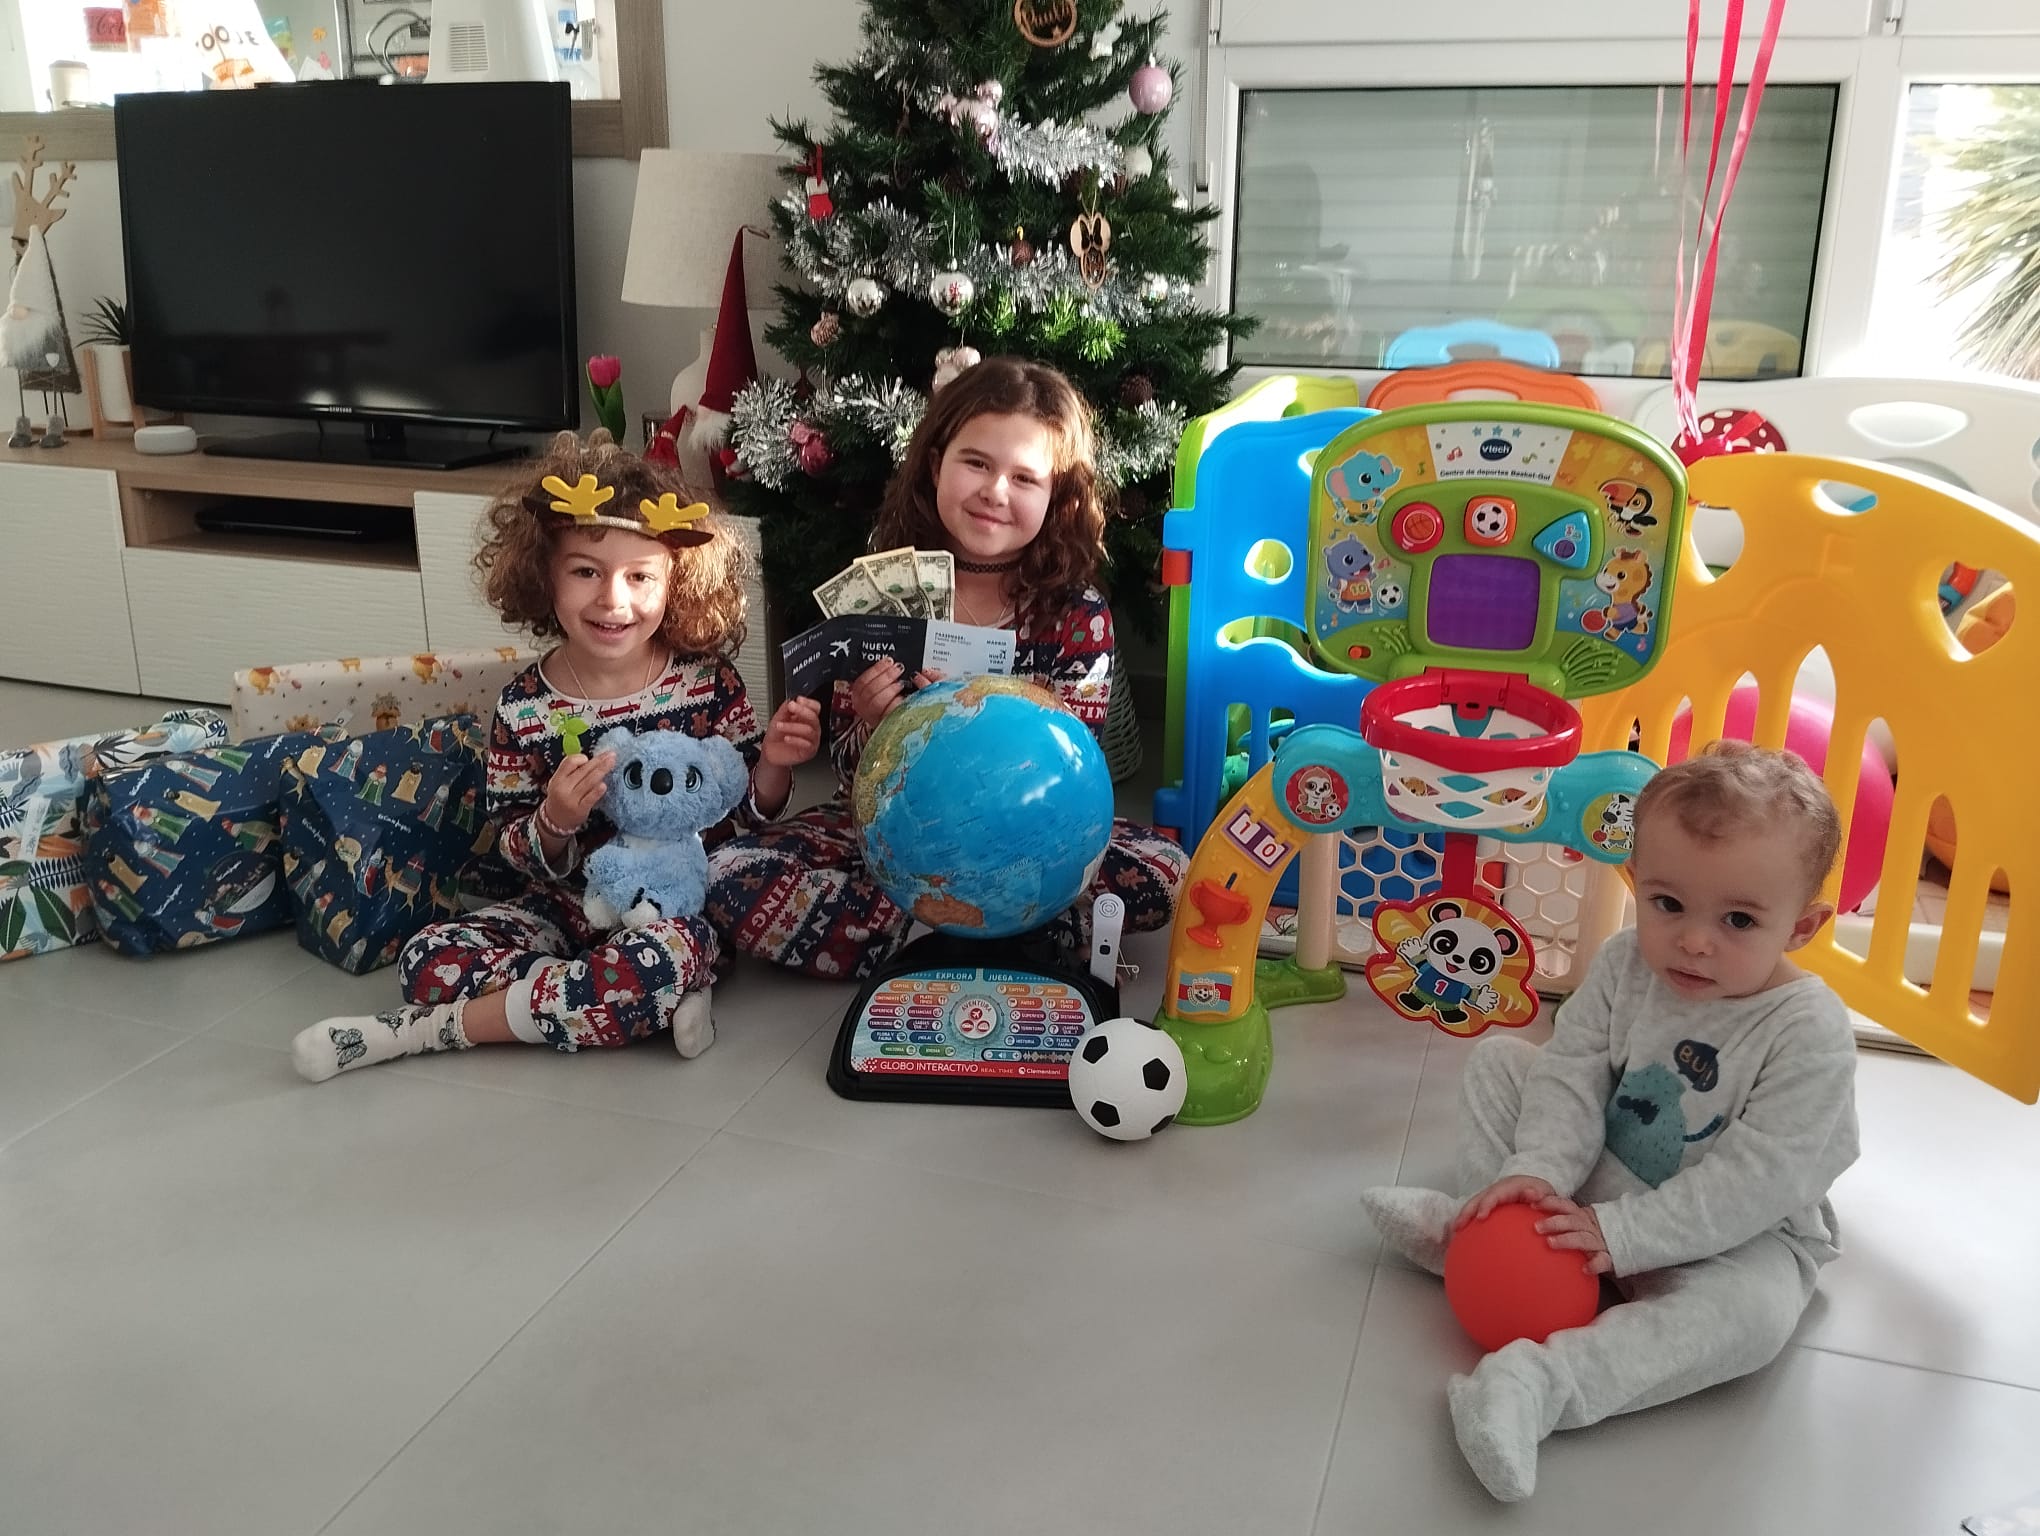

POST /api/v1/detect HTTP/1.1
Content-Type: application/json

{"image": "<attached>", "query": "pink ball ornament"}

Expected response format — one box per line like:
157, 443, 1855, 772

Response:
788, 421, 834, 475
1129, 59, 1173, 115
1666, 686, 1893, 914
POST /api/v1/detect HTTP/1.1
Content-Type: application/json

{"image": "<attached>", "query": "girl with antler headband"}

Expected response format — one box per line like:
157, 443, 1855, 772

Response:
291, 432, 822, 1082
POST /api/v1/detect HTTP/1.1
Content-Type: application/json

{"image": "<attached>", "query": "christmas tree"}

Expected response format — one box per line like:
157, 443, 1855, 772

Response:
726, 0, 1251, 639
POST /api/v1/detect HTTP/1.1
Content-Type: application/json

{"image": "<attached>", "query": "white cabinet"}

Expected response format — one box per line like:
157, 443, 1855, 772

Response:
122, 547, 429, 703
0, 449, 780, 710
0, 461, 141, 693
416, 491, 524, 653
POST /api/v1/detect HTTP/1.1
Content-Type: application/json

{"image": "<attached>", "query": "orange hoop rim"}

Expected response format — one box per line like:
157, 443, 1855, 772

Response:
1362, 670, 1583, 775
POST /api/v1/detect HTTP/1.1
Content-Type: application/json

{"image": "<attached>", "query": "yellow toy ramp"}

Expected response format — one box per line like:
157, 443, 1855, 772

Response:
1577, 452, 2039, 1103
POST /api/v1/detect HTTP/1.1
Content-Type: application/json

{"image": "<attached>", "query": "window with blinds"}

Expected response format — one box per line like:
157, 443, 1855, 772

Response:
1230, 84, 1839, 379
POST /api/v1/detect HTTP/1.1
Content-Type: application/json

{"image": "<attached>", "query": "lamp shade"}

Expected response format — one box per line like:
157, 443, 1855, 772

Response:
621, 150, 790, 309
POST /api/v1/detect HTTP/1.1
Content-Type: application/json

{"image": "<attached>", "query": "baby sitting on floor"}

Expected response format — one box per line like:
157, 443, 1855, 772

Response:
1363, 741, 1860, 1501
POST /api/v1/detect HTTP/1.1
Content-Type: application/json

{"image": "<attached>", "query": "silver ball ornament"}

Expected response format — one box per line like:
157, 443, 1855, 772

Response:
846, 277, 885, 318
929, 269, 976, 317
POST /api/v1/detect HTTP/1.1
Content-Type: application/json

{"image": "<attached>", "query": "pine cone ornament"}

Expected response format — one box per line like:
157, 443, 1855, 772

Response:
1119, 373, 1156, 407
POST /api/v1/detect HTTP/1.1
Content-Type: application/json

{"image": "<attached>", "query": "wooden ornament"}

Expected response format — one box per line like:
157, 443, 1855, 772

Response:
10, 136, 77, 260
1070, 210, 1111, 288
1014, 0, 1077, 47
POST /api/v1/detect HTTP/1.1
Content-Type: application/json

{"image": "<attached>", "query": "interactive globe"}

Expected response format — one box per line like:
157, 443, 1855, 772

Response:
852, 677, 1114, 939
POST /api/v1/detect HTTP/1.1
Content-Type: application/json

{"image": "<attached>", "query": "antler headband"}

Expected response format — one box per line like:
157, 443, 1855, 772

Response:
523, 474, 714, 544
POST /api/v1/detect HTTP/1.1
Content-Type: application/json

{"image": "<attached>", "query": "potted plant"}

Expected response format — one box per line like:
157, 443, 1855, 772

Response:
78, 295, 135, 435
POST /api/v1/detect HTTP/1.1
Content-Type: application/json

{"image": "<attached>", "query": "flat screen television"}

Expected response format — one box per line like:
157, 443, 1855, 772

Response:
116, 81, 577, 469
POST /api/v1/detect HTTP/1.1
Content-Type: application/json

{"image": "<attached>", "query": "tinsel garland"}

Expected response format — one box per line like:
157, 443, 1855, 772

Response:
914, 84, 1128, 188
730, 374, 1186, 493
777, 192, 1191, 324
1095, 399, 1188, 486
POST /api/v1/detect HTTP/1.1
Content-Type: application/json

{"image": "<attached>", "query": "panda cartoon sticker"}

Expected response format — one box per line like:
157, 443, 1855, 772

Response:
1390, 900, 1518, 1026
1366, 894, 1540, 1036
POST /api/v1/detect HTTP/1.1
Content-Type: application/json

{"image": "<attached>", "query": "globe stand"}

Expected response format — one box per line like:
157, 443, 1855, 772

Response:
826, 927, 1123, 1106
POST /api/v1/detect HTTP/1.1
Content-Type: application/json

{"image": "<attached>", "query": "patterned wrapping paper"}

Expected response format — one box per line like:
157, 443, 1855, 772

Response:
229, 648, 537, 742
280, 715, 514, 975
0, 709, 229, 961
85, 728, 342, 955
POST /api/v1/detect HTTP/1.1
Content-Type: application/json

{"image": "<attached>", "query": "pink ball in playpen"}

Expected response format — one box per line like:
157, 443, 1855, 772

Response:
1666, 687, 1892, 913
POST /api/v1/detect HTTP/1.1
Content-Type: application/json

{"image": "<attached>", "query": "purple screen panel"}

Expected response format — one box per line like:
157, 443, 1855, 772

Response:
1427, 555, 1540, 651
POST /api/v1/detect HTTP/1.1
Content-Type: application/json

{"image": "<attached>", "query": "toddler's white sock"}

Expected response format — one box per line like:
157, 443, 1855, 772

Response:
292, 1001, 471, 1083
1448, 1361, 1545, 1502
1358, 1185, 1459, 1276
669, 987, 715, 1059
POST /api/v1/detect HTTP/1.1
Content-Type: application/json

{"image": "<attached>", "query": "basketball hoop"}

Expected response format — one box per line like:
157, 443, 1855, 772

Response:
1362, 670, 1582, 830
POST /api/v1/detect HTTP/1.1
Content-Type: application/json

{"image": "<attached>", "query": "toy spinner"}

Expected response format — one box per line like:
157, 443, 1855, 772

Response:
1155, 403, 1690, 1124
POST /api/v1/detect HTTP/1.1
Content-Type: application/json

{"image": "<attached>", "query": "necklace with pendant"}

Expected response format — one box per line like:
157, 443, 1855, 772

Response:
561, 644, 663, 701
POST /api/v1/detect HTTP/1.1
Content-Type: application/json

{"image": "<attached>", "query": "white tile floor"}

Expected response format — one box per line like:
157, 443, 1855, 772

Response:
4, 679, 2038, 1535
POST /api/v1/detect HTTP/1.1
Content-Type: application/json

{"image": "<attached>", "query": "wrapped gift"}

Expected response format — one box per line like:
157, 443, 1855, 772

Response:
280, 715, 512, 974
230, 647, 537, 742
1, 709, 229, 961
85, 727, 341, 955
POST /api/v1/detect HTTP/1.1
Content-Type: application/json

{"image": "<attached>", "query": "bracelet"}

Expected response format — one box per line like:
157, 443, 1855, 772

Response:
533, 805, 577, 842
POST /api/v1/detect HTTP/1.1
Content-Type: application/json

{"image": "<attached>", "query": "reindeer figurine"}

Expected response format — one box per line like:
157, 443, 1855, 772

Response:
5, 135, 81, 448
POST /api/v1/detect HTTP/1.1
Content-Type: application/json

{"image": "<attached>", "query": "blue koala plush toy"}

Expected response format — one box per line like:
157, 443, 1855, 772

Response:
581, 727, 750, 930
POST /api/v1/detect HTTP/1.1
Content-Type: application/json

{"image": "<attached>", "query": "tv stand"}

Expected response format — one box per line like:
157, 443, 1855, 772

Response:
0, 436, 773, 709
205, 423, 525, 471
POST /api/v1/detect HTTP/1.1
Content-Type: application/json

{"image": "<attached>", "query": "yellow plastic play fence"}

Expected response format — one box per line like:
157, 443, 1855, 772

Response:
1578, 453, 2038, 1102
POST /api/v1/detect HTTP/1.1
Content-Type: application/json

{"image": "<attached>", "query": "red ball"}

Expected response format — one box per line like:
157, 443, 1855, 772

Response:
1443, 1203, 1599, 1353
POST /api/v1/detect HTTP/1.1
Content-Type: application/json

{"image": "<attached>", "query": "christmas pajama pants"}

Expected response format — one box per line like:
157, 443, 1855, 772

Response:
703, 798, 1188, 980
1455, 1034, 1821, 1435
399, 884, 717, 1050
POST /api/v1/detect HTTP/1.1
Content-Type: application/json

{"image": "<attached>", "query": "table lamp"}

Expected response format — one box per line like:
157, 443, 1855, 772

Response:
621, 150, 788, 484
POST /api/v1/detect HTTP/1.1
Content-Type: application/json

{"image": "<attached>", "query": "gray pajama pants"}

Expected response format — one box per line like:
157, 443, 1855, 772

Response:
1457, 1035, 1821, 1435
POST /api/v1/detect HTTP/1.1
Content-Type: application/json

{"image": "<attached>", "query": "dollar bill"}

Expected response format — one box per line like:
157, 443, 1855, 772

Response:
813, 562, 892, 619
914, 549, 955, 622
857, 546, 926, 617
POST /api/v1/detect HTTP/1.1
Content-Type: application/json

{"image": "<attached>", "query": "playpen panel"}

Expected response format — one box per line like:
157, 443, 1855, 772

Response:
1156, 407, 1374, 843
1632, 376, 2040, 569
1578, 451, 2040, 1102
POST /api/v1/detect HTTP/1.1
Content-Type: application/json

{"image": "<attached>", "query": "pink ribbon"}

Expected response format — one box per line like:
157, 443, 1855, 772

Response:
1670, 0, 1790, 441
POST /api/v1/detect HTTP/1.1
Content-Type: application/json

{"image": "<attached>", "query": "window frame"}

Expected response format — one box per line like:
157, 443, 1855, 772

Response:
1202, 38, 1873, 410
1824, 33, 2040, 374
0, 0, 666, 160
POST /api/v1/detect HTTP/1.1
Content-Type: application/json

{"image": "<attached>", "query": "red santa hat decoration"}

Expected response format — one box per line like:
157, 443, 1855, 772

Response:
646, 226, 763, 485
689, 228, 761, 453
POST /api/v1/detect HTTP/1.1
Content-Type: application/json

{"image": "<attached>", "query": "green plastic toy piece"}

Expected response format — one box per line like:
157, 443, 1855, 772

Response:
552, 712, 591, 755
1255, 956, 1348, 1010
1158, 1003, 1273, 1127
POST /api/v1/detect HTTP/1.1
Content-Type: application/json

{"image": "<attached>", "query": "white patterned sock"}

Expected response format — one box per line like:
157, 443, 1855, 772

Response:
292, 1001, 471, 1083
1358, 1185, 1459, 1276
669, 987, 715, 1059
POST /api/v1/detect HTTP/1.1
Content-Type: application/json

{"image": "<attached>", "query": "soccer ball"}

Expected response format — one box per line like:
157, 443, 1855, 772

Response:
1067, 1017, 1188, 1141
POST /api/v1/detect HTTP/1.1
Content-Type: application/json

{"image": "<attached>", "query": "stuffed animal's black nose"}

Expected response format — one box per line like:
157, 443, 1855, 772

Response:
650, 767, 674, 795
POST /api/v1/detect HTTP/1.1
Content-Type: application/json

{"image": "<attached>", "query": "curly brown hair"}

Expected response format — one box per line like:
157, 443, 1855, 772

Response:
870, 356, 1108, 622
474, 430, 748, 657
